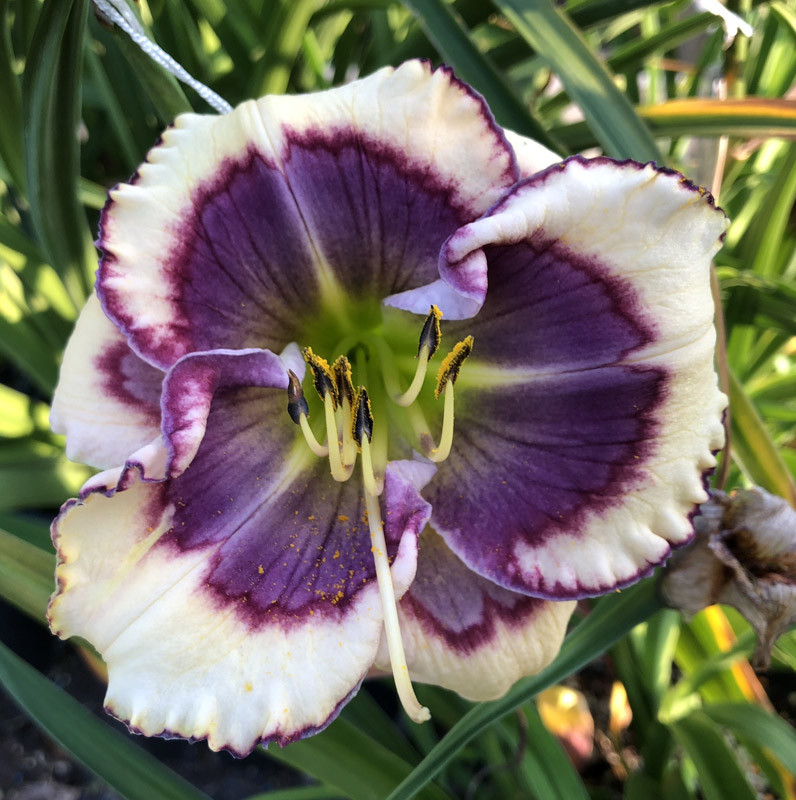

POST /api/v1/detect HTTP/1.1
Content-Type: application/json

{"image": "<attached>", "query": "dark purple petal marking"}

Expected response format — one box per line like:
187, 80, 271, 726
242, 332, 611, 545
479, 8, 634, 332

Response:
279, 126, 472, 300
425, 365, 666, 599
95, 340, 163, 426
149, 383, 430, 628
446, 237, 656, 369
402, 530, 545, 653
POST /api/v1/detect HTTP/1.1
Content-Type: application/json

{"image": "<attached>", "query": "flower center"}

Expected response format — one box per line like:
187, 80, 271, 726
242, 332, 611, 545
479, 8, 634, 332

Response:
285, 306, 474, 724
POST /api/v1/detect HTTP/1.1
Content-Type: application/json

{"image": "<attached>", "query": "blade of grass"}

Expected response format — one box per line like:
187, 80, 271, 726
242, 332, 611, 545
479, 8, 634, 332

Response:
23, 0, 94, 305
0, 0, 25, 192
728, 368, 796, 505
669, 711, 759, 800
554, 97, 796, 150
493, 0, 660, 161
266, 716, 452, 800
385, 579, 662, 800
0, 640, 213, 800
402, 0, 558, 148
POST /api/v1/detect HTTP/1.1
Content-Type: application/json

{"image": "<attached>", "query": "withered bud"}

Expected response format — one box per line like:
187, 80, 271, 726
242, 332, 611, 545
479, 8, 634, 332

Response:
661, 488, 796, 668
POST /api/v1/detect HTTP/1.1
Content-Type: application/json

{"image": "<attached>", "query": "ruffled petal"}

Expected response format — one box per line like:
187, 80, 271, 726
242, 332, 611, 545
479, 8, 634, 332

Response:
50, 293, 163, 469
97, 61, 518, 369
503, 129, 560, 178
48, 361, 432, 754
424, 157, 728, 599
376, 528, 575, 700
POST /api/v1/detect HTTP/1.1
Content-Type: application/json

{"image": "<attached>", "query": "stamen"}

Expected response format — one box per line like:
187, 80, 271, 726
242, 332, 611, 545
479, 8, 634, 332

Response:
324, 394, 353, 482
352, 388, 382, 496
418, 304, 443, 359
333, 356, 358, 466
363, 483, 430, 724
428, 336, 474, 464
286, 370, 328, 457
303, 347, 338, 409
435, 335, 474, 399
394, 346, 430, 408
393, 306, 442, 408
428, 383, 455, 463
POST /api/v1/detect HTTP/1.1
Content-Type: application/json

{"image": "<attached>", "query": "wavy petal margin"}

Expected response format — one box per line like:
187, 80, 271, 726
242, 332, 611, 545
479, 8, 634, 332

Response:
377, 529, 575, 700
50, 293, 163, 469
50, 431, 432, 756
97, 60, 519, 369
424, 157, 728, 599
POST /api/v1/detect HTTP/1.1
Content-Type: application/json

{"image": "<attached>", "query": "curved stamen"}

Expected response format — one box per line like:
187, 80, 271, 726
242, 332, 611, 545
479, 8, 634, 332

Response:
324, 394, 353, 482
363, 484, 430, 724
393, 345, 430, 407
287, 370, 329, 457
299, 415, 329, 457
428, 382, 455, 463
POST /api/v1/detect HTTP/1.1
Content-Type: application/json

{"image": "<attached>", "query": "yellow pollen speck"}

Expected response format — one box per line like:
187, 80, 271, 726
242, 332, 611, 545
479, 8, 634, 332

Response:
258, 565, 264, 574
148, 526, 154, 532
245, 681, 253, 692
333, 550, 340, 559
308, 515, 315, 521
338, 514, 349, 522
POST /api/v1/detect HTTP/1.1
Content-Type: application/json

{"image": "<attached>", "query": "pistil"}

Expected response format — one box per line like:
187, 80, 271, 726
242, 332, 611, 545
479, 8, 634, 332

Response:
288, 317, 474, 727
363, 461, 430, 724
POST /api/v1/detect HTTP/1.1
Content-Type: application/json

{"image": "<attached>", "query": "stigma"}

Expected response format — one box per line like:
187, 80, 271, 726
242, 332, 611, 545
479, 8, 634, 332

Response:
283, 306, 473, 724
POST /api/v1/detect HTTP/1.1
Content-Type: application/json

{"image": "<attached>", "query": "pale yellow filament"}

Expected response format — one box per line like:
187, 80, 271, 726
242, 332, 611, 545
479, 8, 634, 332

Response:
394, 345, 430, 407
324, 394, 353, 482
428, 383, 455, 463
298, 414, 329, 457
363, 483, 430, 724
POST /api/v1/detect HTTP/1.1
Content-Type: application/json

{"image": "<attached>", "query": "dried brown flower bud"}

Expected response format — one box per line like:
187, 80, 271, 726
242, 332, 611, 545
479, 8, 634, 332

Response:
661, 488, 796, 668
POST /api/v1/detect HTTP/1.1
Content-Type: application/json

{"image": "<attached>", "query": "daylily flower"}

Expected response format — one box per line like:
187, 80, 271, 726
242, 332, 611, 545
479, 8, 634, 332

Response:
48, 61, 727, 756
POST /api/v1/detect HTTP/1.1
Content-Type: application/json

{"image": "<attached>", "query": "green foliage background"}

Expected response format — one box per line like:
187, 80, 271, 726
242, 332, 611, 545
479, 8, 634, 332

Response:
2, 0, 796, 798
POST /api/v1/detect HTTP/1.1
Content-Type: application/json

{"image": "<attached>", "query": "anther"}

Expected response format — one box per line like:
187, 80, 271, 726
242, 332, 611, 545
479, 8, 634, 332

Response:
435, 335, 474, 398
332, 355, 355, 407
417, 304, 443, 359
394, 306, 443, 408
286, 370, 328, 457
351, 387, 374, 450
353, 387, 381, 496
303, 347, 338, 408
286, 370, 309, 424
334, 355, 358, 466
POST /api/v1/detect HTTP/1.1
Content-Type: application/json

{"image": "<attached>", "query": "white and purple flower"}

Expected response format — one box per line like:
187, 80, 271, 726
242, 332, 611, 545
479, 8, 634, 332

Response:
48, 61, 727, 755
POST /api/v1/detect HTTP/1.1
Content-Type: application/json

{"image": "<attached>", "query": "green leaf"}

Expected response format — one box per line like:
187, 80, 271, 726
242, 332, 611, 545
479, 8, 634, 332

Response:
244, 788, 344, 800
0, 640, 212, 800
492, 0, 661, 161
0, 439, 92, 512
0, 0, 25, 192
401, 0, 558, 148
267, 716, 452, 800
553, 97, 796, 150
385, 579, 663, 800
100, 17, 192, 125
701, 703, 796, 775
0, 527, 53, 622
669, 711, 759, 800
22, 0, 94, 305
521, 703, 590, 800
728, 369, 796, 505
